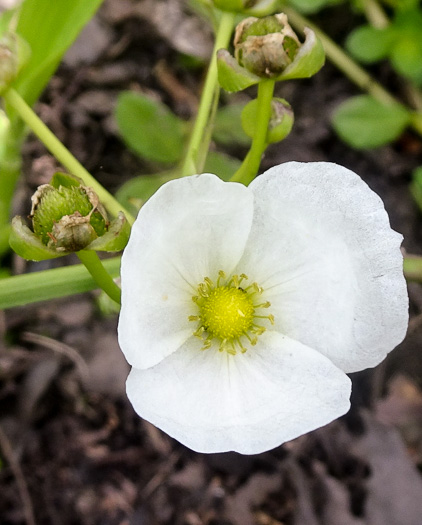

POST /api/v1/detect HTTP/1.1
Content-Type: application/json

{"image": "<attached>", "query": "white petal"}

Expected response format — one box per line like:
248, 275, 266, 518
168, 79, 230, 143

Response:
240, 162, 408, 373
118, 174, 254, 369
126, 331, 351, 454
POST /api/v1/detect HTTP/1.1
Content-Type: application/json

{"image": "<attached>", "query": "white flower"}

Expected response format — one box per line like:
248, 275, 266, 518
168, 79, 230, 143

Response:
118, 161, 408, 455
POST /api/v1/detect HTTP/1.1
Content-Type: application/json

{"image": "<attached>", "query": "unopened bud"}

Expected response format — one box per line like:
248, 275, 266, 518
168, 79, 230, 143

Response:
10, 173, 130, 261
30, 181, 108, 252
242, 97, 294, 143
235, 14, 300, 78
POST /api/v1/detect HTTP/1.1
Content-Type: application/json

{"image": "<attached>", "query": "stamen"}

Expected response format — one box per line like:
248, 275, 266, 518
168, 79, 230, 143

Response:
189, 270, 274, 356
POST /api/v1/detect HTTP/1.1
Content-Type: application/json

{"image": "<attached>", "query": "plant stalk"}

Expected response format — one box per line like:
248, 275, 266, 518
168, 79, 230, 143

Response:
2, 88, 135, 224
76, 250, 121, 305
231, 79, 275, 185
181, 10, 235, 177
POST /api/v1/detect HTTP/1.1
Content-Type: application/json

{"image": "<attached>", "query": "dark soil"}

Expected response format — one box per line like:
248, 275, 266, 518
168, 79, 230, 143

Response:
2, 1, 422, 524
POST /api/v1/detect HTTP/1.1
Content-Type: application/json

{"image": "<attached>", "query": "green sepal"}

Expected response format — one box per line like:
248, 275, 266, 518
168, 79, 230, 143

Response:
85, 212, 130, 252
50, 172, 84, 189
217, 49, 260, 93
241, 97, 294, 143
10, 216, 63, 261
276, 28, 325, 81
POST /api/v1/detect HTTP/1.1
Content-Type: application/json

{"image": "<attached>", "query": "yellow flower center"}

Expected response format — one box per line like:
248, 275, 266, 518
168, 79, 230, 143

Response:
201, 286, 254, 340
189, 271, 274, 355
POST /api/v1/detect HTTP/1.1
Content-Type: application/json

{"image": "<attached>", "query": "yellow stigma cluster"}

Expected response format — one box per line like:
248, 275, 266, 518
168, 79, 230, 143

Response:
189, 270, 274, 355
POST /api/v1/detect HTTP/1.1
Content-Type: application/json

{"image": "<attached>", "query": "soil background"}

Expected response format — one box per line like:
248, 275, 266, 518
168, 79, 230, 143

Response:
1, 1, 422, 524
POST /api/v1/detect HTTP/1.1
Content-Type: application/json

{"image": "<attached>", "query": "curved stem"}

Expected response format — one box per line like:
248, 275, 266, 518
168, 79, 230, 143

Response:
230, 79, 275, 185
2, 88, 135, 225
181, 11, 235, 177
76, 250, 121, 305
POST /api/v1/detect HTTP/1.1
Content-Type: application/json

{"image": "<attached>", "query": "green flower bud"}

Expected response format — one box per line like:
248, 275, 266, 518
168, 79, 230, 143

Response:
234, 14, 300, 78
212, 0, 278, 16
217, 13, 325, 93
30, 182, 107, 251
0, 33, 30, 95
241, 97, 294, 143
10, 173, 130, 261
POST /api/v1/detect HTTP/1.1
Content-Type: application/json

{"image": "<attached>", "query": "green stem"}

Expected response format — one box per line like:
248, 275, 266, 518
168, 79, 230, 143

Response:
404, 255, 422, 283
0, 256, 121, 309
283, 7, 397, 107
361, 0, 389, 29
181, 11, 235, 177
2, 88, 135, 225
284, 6, 422, 139
231, 79, 275, 185
76, 250, 121, 305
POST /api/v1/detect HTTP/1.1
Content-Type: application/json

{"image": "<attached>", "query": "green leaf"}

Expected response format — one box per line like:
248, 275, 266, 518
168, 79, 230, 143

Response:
13, 0, 104, 106
115, 91, 185, 164
213, 104, 250, 147
346, 25, 394, 63
331, 95, 411, 149
391, 37, 422, 85
116, 170, 180, 215
203, 151, 241, 180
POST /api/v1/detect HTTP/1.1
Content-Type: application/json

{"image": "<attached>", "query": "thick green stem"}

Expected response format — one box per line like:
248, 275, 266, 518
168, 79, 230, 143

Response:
231, 79, 275, 185
2, 88, 135, 225
181, 11, 235, 177
0, 256, 121, 309
76, 250, 121, 305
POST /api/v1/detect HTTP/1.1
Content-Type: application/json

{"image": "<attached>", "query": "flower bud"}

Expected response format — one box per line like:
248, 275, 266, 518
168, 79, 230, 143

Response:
234, 14, 300, 78
10, 173, 130, 261
217, 13, 325, 93
0, 33, 30, 95
241, 97, 294, 143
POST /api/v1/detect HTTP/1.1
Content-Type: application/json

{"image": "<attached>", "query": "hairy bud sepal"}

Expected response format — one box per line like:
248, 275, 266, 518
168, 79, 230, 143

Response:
10, 173, 130, 261
242, 97, 294, 143
217, 13, 325, 93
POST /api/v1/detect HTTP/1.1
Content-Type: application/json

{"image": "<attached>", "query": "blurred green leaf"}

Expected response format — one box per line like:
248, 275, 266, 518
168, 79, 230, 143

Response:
213, 103, 250, 147
391, 37, 422, 85
203, 151, 241, 180
115, 91, 186, 164
116, 170, 180, 215
332, 95, 411, 149
116, 151, 241, 214
346, 26, 394, 63
13, 0, 104, 106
